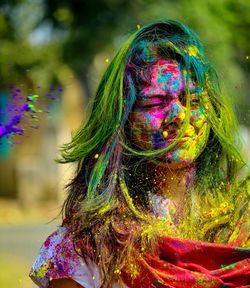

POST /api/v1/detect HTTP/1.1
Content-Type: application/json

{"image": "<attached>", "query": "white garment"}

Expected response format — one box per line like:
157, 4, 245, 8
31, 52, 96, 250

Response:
30, 195, 169, 288
29, 225, 128, 288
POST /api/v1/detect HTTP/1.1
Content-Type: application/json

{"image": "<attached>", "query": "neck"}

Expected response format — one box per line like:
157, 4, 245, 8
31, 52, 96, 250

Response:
145, 162, 195, 205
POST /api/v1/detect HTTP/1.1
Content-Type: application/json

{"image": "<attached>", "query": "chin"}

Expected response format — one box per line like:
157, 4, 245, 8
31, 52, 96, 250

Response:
155, 149, 198, 170
158, 158, 194, 169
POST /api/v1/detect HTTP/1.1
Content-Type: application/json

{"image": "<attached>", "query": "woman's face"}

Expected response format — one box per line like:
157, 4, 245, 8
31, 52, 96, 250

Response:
128, 58, 210, 169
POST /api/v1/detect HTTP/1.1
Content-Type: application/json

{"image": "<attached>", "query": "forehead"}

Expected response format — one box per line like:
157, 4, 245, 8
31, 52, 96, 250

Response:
150, 59, 180, 74
139, 58, 185, 98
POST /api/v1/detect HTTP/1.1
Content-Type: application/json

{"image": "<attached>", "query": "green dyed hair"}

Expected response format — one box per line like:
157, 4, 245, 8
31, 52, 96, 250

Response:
60, 19, 246, 286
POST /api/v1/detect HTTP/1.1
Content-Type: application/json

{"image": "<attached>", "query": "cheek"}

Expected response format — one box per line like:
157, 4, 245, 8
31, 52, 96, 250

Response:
191, 107, 207, 129
167, 77, 184, 97
130, 110, 166, 130
142, 84, 165, 97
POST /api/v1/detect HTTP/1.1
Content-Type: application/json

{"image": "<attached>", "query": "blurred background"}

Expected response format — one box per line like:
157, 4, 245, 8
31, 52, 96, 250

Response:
0, 0, 249, 287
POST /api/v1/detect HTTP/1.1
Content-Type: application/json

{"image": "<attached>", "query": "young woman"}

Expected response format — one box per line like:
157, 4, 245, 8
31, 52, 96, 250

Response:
30, 19, 250, 288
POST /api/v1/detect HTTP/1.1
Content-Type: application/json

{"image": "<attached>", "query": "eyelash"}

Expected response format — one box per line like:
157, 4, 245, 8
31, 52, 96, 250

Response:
180, 93, 200, 105
139, 93, 200, 109
141, 103, 166, 109
191, 98, 200, 105
142, 101, 199, 108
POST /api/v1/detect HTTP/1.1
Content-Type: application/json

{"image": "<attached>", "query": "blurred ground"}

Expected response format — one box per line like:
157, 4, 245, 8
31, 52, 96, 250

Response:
0, 200, 60, 288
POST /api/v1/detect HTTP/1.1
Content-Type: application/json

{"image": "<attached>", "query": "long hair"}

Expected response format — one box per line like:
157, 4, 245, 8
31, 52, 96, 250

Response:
59, 20, 247, 287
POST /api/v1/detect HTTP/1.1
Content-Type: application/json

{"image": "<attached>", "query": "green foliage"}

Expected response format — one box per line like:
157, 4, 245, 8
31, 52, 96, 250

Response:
0, 0, 62, 90
0, 0, 249, 123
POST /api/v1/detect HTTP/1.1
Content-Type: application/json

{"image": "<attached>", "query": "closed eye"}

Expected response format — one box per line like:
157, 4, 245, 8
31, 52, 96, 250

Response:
190, 94, 200, 105
179, 92, 186, 105
141, 103, 165, 109
137, 95, 166, 109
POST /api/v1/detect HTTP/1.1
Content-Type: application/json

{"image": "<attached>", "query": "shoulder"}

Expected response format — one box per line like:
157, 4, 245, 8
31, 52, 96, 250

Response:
29, 225, 102, 288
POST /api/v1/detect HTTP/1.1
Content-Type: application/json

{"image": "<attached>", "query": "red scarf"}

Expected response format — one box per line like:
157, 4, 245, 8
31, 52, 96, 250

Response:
121, 236, 250, 287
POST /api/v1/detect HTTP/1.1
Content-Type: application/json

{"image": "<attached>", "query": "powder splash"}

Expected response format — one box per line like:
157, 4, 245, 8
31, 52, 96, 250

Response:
0, 84, 63, 146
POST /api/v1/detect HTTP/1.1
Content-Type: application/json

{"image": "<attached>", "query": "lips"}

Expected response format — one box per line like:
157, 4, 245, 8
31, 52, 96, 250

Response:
179, 136, 194, 145
166, 125, 195, 141
153, 135, 194, 150
165, 132, 195, 142
167, 136, 194, 146
152, 126, 197, 149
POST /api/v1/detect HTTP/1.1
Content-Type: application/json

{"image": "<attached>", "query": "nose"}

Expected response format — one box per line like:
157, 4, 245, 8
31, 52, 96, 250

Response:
163, 101, 186, 126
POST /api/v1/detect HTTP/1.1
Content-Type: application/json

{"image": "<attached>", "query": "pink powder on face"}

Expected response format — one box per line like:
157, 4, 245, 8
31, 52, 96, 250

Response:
140, 59, 184, 99
129, 58, 210, 168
